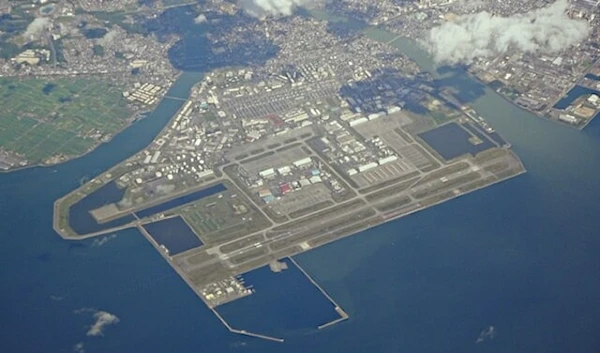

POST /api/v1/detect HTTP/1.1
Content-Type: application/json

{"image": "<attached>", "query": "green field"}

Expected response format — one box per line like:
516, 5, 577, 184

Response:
0, 78, 132, 164
177, 187, 272, 244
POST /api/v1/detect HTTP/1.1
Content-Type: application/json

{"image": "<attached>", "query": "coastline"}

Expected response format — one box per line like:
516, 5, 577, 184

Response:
378, 31, 599, 131
0, 71, 184, 174
51, 71, 209, 240
125, 160, 524, 342
52, 11, 525, 342
470, 74, 598, 131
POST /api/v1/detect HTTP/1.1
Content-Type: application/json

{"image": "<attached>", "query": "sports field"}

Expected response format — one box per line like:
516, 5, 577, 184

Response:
0, 78, 132, 164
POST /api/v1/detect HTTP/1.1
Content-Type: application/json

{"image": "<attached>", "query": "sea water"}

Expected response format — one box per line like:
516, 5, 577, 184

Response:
2, 27, 600, 353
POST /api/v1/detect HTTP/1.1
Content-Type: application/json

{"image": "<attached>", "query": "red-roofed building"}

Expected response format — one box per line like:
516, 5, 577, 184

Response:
266, 114, 284, 127
279, 183, 292, 195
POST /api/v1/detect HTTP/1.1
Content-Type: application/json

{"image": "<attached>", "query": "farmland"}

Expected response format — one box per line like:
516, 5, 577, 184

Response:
0, 77, 132, 165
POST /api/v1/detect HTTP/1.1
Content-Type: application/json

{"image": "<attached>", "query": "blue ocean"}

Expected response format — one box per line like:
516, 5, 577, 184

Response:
3, 11, 600, 353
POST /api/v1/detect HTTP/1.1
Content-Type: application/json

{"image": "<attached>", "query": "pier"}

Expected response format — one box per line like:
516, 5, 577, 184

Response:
137, 224, 285, 343
289, 257, 350, 329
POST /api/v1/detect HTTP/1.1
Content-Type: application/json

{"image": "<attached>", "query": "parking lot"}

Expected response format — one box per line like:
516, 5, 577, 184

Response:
222, 81, 339, 120
352, 114, 413, 140
269, 183, 332, 216
240, 146, 309, 176
351, 159, 417, 188
396, 144, 436, 170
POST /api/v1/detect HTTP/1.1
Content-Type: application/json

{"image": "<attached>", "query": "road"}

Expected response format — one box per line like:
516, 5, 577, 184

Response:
175, 147, 523, 281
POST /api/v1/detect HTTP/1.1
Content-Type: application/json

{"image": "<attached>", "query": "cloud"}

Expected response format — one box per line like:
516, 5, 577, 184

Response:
475, 325, 496, 344
24, 17, 52, 39
50, 295, 64, 301
426, 0, 590, 64
73, 342, 85, 353
91, 234, 117, 247
238, 0, 313, 18
87, 311, 120, 336
75, 308, 120, 337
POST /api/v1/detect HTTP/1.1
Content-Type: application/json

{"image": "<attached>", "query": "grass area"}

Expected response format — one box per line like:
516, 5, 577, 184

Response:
483, 162, 509, 174
365, 177, 420, 202
359, 171, 420, 195
54, 178, 108, 237
375, 196, 412, 212
229, 247, 269, 266
268, 199, 366, 234
428, 110, 453, 125
308, 213, 383, 249
288, 200, 334, 219
86, 11, 149, 35
412, 161, 470, 187
474, 148, 507, 164
393, 127, 414, 144
269, 208, 376, 251
0, 77, 132, 164
219, 233, 265, 254
413, 172, 481, 199
162, 0, 196, 6
178, 185, 271, 244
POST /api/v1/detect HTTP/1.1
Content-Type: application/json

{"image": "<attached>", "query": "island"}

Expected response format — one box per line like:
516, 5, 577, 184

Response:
52, 2, 526, 341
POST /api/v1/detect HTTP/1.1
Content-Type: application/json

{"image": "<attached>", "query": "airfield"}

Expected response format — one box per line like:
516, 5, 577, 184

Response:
54, 103, 524, 342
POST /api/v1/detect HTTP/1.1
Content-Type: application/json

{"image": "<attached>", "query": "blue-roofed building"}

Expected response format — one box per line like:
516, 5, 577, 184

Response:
263, 194, 275, 203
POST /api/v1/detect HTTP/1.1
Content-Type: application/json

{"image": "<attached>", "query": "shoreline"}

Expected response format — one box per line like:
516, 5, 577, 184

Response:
378, 32, 598, 132
137, 223, 286, 343
46, 14, 530, 343
52, 178, 224, 241
123, 162, 524, 342
0, 71, 183, 175
469, 73, 598, 131
52, 88, 216, 240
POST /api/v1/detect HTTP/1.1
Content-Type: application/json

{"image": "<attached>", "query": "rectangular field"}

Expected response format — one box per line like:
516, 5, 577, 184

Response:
0, 77, 131, 163
176, 185, 271, 244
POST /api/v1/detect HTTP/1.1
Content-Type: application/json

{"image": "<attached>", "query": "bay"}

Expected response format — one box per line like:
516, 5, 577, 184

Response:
1, 18, 600, 353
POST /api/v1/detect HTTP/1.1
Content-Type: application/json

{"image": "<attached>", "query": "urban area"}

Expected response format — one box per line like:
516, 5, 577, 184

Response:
328, 0, 600, 128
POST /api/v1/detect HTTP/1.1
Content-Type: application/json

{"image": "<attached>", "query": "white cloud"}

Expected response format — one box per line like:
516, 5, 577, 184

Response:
87, 311, 120, 336
74, 308, 120, 337
238, 0, 314, 18
91, 234, 117, 247
426, 0, 590, 64
73, 342, 85, 353
476, 325, 496, 344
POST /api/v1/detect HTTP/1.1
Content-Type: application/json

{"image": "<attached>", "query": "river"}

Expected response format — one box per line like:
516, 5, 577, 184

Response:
1, 15, 600, 353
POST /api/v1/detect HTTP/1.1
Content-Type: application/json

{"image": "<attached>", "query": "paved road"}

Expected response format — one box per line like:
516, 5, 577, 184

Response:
178, 148, 521, 277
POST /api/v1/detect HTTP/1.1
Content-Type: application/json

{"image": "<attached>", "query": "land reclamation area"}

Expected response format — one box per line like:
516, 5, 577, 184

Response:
50, 9, 530, 343
53, 101, 524, 313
